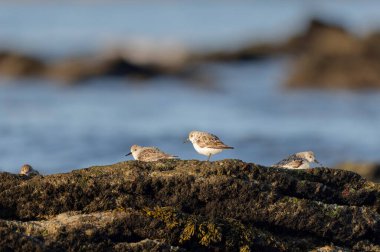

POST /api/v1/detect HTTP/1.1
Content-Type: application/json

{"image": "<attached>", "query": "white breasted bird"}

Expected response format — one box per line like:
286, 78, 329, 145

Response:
271, 151, 320, 169
126, 144, 178, 162
19, 164, 40, 176
185, 130, 234, 161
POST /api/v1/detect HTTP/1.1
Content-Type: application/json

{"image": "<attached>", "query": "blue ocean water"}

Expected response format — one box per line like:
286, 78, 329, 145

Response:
1, 59, 380, 174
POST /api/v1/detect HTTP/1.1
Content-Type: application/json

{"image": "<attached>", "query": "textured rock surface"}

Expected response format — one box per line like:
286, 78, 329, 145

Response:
0, 160, 379, 251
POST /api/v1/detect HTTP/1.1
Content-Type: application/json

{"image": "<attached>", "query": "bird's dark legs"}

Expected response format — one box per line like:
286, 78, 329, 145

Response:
207, 154, 211, 161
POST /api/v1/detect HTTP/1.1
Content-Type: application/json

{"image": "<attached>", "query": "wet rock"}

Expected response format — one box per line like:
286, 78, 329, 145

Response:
0, 160, 379, 251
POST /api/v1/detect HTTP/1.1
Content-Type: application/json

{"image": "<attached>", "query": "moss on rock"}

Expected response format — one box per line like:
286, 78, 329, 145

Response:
0, 160, 379, 251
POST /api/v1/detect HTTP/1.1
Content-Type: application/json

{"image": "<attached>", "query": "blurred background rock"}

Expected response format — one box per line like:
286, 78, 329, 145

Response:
1, 1, 380, 180
335, 162, 380, 183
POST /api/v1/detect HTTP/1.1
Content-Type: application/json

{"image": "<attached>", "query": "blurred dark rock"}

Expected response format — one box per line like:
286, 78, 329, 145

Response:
0, 160, 379, 251
281, 19, 352, 54
285, 19, 380, 90
0, 51, 193, 84
45, 57, 163, 83
193, 43, 281, 62
0, 51, 46, 77
192, 18, 380, 90
335, 162, 380, 183
1, 18, 380, 89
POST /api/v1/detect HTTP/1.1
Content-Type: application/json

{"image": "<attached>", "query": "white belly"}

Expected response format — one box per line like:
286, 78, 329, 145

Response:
193, 144, 223, 156
132, 152, 139, 160
284, 162, 310, 169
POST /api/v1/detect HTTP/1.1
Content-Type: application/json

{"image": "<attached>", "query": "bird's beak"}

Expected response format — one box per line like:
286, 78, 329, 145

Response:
315, 159, 320, 164
183, 138, 189, 144
125, 152, 132, 156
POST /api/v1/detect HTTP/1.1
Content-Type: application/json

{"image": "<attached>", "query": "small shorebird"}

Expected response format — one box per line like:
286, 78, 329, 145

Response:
125, 144, 178, 162
271, 151, 320, 169
185, 130, 234, 161
19, 164, 40, 176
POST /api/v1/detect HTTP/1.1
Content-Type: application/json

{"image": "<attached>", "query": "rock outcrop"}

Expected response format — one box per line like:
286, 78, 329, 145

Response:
0, 51, 46, 77
0, 160, 379, 251
336, 162, 380, 183
2, 19, 380, 89
284, 19, 380, 90
0, 51, 193, 83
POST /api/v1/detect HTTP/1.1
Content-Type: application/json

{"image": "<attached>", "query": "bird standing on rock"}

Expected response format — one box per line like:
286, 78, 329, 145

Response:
185, 131, 234, 161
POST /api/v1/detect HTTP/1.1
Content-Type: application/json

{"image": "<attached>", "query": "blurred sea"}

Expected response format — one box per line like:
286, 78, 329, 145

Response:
1, 1, 380, 174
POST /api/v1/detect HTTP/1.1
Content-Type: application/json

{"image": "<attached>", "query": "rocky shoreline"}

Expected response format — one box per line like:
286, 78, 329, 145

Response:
1, 19, 380, 90
1, 160, 379, 251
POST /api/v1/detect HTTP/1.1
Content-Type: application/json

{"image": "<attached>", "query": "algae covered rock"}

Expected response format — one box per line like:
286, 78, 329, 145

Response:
0, 160, 379, 251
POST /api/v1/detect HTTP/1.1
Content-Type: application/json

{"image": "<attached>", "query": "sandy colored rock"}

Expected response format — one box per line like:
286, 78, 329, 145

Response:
0, 51, 45, 77
0, 160, 379, 251
335, 162, 380, 183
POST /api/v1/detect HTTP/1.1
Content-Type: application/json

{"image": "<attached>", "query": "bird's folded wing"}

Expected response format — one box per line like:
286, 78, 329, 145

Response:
196, 134, 234, 149
273, 158, 303, 168
141, 148, 176, 159
140, 148, 166, 158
